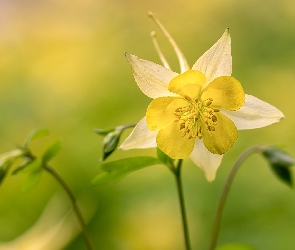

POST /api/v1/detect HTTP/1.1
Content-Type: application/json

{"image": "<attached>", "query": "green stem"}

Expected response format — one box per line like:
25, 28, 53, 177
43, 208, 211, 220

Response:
174, 159, 192, 250
208, 145, 266, 250
43, 165, 95, 250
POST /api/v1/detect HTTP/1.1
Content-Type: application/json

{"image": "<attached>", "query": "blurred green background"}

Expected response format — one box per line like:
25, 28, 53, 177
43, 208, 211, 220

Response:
0, 0, 294, 249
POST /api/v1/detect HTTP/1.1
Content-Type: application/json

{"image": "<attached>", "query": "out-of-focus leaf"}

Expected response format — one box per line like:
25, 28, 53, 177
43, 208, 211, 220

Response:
0, 149, 23, 167
157, 148, 174, 169
42, 140, 62, 163
101, 156, 161, 173
21, 169, 43, 192
0, 167, 6, 184
23, 129, 50, 149
92, 171, 128, 186
0, 149, 24, 184
0, 162, 13, 186
15, 158, 42, 174
92, 156, 162, 185
215, 243, 257, 250
262, 146, 295, 186
12, 158, 34, 175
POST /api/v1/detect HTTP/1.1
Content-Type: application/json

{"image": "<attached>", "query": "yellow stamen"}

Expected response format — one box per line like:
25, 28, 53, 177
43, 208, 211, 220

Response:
173, 95, 219, 140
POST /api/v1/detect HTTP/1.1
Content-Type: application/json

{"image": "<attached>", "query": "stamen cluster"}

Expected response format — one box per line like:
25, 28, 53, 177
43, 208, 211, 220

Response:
174, 95, 220, 139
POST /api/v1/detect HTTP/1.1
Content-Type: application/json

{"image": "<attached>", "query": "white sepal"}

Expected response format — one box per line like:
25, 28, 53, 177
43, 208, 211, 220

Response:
221, 94, 285, 130
119, 117, 158, 150
190, 139, 223, 182
125, 53, 178, 98
192, 29, 232, 85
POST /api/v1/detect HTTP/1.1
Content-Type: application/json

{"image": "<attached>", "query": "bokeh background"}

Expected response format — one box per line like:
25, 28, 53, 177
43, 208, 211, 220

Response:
0, 0, 294, 249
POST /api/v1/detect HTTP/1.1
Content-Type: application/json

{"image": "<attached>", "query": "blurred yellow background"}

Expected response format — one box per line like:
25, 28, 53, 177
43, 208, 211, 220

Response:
0, 0, 294, 249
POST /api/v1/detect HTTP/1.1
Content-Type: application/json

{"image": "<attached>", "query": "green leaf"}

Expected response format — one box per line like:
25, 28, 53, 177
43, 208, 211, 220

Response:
42, 140, 62, 163
101, 156, 161, 173
0, 149, 24, 183
23, 129, 50, 149
262, 147, 295, 186
12, 157, 33, 175
0, 162, 13, 186
157, 148, 174, 169
92, 171, 128, 186
0, 167, 6, 185
92, 156, 162, 185
15, 158, 42, 174
215, 243, 257, 250
21, 169, 42, 192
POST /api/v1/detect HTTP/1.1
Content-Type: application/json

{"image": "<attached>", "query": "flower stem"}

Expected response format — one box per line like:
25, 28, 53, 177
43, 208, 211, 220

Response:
43, 164, 95, 250
174, 159, 192, 250
208, 145, 266, 250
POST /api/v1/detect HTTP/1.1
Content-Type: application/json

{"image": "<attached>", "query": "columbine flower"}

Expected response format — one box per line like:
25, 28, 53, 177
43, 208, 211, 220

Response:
120, 13, 284, 181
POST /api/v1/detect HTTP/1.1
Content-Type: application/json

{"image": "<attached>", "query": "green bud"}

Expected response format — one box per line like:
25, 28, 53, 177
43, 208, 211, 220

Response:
101, 127, 124, 161
94, 128, 114, 135
262, 146, 294, 187
95, 124, 136, 161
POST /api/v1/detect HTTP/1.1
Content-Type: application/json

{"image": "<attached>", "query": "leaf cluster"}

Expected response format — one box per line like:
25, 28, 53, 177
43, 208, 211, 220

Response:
0, 129, 62, 191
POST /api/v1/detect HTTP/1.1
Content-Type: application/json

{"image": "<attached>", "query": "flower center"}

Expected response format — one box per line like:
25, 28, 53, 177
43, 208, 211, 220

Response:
174, 95, 220, 139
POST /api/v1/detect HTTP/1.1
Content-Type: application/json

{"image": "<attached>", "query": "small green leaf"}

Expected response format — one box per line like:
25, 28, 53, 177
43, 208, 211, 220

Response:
23, 129, 50, 149
262, 147, 295, 186
0, 167, 6, 184
15, 158, 42, 174
12, 157, 33, 175
21, 169, 42, 192
92, 156, 162, 185
0, 162, 13, 186
42, 140, 62, 163
157, 148, 174, 169
101, 156, 161, 173
92, 171, 128, 186
215, 243, 257, 250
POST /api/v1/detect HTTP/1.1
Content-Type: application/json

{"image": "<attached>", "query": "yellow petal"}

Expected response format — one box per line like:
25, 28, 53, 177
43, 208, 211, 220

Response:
146, 97, 186, 131
168, 70, 206, 99
157, 121, 196, 159
201, 112, 238, 154
201, 76, 245, 110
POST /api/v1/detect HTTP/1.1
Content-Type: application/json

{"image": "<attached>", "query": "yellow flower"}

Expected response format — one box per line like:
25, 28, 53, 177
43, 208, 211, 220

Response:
120, 13, 284, 181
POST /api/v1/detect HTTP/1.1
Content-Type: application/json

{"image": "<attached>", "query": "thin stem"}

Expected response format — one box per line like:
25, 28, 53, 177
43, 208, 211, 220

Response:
208, 145, 267, 250
43, 165, 95, 250
174, 159, 192, 250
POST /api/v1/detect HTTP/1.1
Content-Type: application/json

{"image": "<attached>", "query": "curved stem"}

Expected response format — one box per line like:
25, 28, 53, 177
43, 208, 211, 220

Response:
44, 165, 95, 250
208, 145, 266, 250
174, 159, 192, 250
